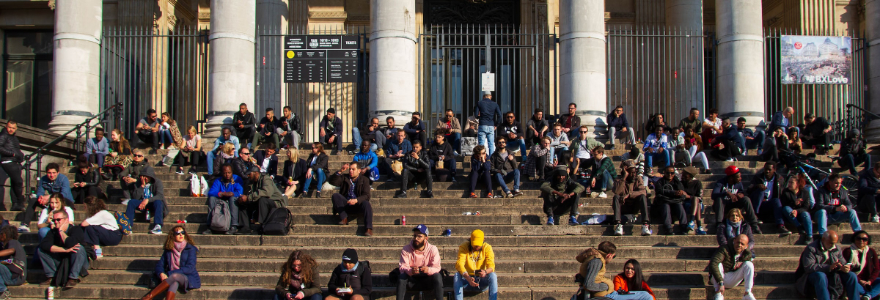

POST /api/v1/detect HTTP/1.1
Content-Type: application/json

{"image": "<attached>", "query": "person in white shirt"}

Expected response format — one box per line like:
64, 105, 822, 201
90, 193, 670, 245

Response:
642, 127, 670, 171
701, 108, 723, 149
80, 196, 122, 258
34, 193, 75, 239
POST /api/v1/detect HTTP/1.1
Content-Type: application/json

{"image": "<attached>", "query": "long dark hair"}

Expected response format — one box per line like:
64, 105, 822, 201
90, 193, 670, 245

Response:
620, 259, 646, 291
278, 250, 318, 288
84, 196, 107, 218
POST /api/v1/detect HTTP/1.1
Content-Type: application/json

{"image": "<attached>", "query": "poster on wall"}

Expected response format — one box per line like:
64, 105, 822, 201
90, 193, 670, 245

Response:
780, 35, 852, 85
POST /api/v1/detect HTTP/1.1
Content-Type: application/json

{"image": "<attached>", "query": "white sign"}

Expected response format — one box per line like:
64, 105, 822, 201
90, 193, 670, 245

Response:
481, 72, 495, 92
780, 35, 852, 85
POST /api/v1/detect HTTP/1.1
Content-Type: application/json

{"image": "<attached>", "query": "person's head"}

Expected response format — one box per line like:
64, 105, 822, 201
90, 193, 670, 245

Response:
763, 161, 776, 177
708, 108, 719, 119
360, 140, 371, 153
4, 121, 17, 136
434, 134, 445, 145
161, 112, 170, 123
221, 143, 235, 156
84, 196, 107, 219
49, 193, 66, 211
326, 108, 336, 119
497, 136, 507, 149
52, 210, 70, 229
265, 108, 275, 119
396, 130, 406, 142
592, 146, 605, 159
281, 250, 317, 286
721, 117, 731, 129
164, 225, 195, 250
412, 140, 422, 153
311, 142, 325, 155
788, 128, 799, 140
95, 127, 104, 140
222, 127, 232, 140
0, 225, 19, 243
822, 230, 839, 249
613, 105, 624, 116
370, 117, 380, 128
482, 91, 492, 100
553, 123, 562, 134
239, 103, 248, 114
733, 234, 749, 254
287, 147, 299, 162
654, 125, 663, 136
139, 172, 153, 185
726, 208, 743, 223
783, 107, 794, 118
597, 241, 617, 262
46, 163, 60, 181
132, 149, 145, 163
505, 112, 515, 123
683, 126, 695, 137
541, 136, 551, 149
445, 109, 454, 121
111, 129, 123, 142
386, 116, 395, 127
534, 108, 544, 120
826, 173, 843, 191
622, 259, 644, 290
282, 106, 292, 117
786, 176, 799, 191
663, 166, 676, 180
411, 112, 421, 122
77, 160, 90, 174
147, 109, 157, 121
341, 248, 358, 270
412, 224, 429, 248
472, 145, 487, 160
264, 143, 276, 156
470, 230, 485, 251
852, 231, 871, 250
247, 166, 261, 181
737, 117, 747, 129
689, 107, 700, 119
568, 103, 577, 115
187, 126, 197, 138
348, 162, 360, 179
239, 147, 252, 160
655, 113, 664, 123
681, 167, 696, 182
221, 164, 234, 181
578, 125, 589, 138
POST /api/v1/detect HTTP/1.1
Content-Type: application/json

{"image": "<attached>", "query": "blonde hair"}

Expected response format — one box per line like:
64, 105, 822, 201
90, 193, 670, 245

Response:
288, 148, 299, 161
221, 143, 235, 156
187, 126, 197, 135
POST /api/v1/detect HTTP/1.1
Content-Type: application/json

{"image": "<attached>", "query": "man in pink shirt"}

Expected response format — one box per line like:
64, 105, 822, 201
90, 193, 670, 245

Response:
396, 224, 443, 300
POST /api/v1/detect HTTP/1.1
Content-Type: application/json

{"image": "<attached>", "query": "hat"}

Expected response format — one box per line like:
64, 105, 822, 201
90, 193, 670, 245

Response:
724, 165, 740, 176
413, 224, 429, 236
327, 108, 336, 114
247, 166, 262, 175
342, 248, 358, 263
682, 166, 699, 176
482, 91, 492, 96
470, 230, 485, 246
622, 159, 636, 169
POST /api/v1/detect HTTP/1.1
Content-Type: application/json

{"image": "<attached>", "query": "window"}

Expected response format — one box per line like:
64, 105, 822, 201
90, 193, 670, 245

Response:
3, 30, 53, 128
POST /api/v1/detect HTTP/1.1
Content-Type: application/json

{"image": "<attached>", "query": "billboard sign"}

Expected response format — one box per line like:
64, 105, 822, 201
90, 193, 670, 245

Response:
780, 35, 852, 85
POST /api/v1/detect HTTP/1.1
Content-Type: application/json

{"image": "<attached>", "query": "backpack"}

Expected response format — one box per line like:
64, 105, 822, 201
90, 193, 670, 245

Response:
114, 211, 133, 235
209, 200, 232, 232
260, 207, 292, 235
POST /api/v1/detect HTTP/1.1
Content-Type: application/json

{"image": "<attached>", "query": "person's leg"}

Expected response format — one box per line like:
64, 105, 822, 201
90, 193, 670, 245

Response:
510, 169, 521, 191
447, 157, 457, 178
867, 278, 880, 298
536, 154, 547, 179
713, 199, 727, 225
259, 197, 277, 224
672, 203, 688, 232
644, 152, 654, 169
807, 271, 831, 300
37, 248, 59, 279
450, 132, 461, 152
694, 152, 710, 170
484, 272, 498, 300
661, 150, 671, 167
815, 210, 828, 235
206, 151, 217, 175
842, 154, 858, 175
360, 201, 373, 229
151, 200, 165, 226
494, 173, 511, 194
657, 203, 673, 231
38, 227, 50, 240
608, 127, 617, 145
627, 127, 636, 144
737, 196, 760, 228
543, 194, 557, 219
612, 196, 623, 224
477, 127, 488, 148
165, 272, 189, 296
429, 272, 445, 300
423, 170, 433, 191
864, 154, 873, 173
69, 244, 90, 279
1, 163, 24, 210
754, 130, 766, 151
395, 272, 409, 300
332, 193, 349, 221
125, 199, 143, 225
302, 169, 313, 193
481, 170, 493, 195
0, 264, 13, 292
469, 169, 480, 194
315, 169, 326, 192
600, 170, 612, 191
486, 127, 496, 156
453, 272, 466, 300
400, 169, 412, 193
352, 128, 363, 151
843, 270, 862, 300
82, 225, 101, 246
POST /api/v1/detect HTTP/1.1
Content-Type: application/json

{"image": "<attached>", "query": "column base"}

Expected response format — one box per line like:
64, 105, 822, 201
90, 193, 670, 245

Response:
372, 110, 415, 129
204, 113, 235, 138
578, 114, 607, 141
47, 115, 97, 135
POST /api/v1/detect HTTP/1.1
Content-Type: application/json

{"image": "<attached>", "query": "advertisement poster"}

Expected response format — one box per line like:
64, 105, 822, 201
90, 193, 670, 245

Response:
780, 35, 852, 84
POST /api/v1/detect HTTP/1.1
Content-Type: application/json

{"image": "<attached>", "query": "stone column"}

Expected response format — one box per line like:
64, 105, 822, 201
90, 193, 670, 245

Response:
206, 0, 256, 137
715, 0, 765, 127
665, 0, 705, 113
48, 0, 102, 134
559, 0, 606, 137
665, 0, 703, 29
369, 0, 417, 126
866, 0, 880, 141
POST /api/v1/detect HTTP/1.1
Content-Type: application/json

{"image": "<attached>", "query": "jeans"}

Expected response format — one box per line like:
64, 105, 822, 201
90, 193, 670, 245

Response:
125, 199, 165, 226
253, 132, 280, 149
83, 153, 106, 168
331, 193, 374, 229
137, 131, 159, 150
685, 146, 710, 170
743, 130, 766, 150
83, 225, 123, 247
493, 170, 521, 193
841, 153, 872, 175
158, 130, 173, 146
207, 196, 240, 227
859, 278, 880, 299
303, 168, 326, 193
446, 132, 462, 152
38, 227, 50, 240
645, 151, 670, 168
815, 209, 861, 234
613, 195, 650, 224
207, 150, 238, 175
506, 139, 527, 155
594, 170, 612, 191
469, 169, 492, 195
781, 206, 813, 236
477, 125, 496, 156
605, 291, 653, 300
396, 272, 444, 300
0, 264, 23, 292
608, 126, 636, 145
37, 244, 90, 279
322, 132, 343, 151
749, 191, 784, 225
807, 271, 859, 300
453, 272, 497, 300
549, 147, 567, 164
351, 128, 379, 152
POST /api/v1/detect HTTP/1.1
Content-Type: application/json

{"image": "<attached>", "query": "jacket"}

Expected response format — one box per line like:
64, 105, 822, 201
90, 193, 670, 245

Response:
613, 274, 655, 299
399, 241, 441, 276
606, 113, 630, 130
384, 139, 413, 158
860, 168, 880, 200
643, 133, 668, 151
319, 116, 343, 136
278, 114, 303, 135
559, 114, 581, 131
455, 242, 495, 276
327, 262, 372, 296
748, 171, 784, 202
814, 186, 852, 214
305, 153, 329, 172
124, 168, 165, 203
247, 174, 284, 204
711, 178, 746, 202
427, 142, 453, 162
840, 130, 866, 158
490, 150, 518, 175
655, 176, 686, 204
254, 150, 279, 176
86, 137, 110, 155
496, 120, 524, 139
843, 246, 880, 283
110, 140, 132, 156
0, 129, 23, 163
795, 240, 845, 296
74, 169, 101, 189
403, 120, 426, 136
328, 173, 371, 204
275, 266, 321, 297
716, 221, 755, 250
613, 172, 647, 200
712, 125, 745, 150
708, 243, 753, 284
781, 188, 811, 211
353, 151, 379, 170
228, 156, 258, 180
154, 243, 201, 290
769, 111, 791, 134
281, 159, 308, 182
37, 174, 74, 203
258, 116, 281, 135
233, 111, 256, 131
474, 99, 502, 126
576, 248, 614, 297
570, 136, 603, 159
208, 175, 243, 198
547, 131, 569, 149
540, 167, 585, 195
435, 117, 462, 135
804, 117, 831, 139
402, 150, 431, 171
120, 160, 150, 184
470, 157, 492, 176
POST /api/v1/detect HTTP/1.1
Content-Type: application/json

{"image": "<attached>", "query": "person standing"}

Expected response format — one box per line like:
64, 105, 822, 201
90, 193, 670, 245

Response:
233, 103, 257, 148
474, 91, 502, 155
396, 224, 443, 300
606, 106, 635, 150
0, 121, 25, 211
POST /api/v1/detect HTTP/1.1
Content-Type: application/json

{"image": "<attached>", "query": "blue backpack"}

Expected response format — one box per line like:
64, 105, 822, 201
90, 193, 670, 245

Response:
114, 211, 133, 235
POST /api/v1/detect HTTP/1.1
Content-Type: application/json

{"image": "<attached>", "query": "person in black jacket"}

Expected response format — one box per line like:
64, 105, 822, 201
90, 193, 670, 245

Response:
278, 106, 303, 149
780, 176, 814, 244
803, 113, 833, 154
492, 136, 523, 198
327, 249, 372, 300
606, 105, 635, 150
652, 166, 689, 235
712, 166, 762, 234
747, 162, 788, 235
815, 174, 861, 235
320, 108, 344, 151
353, 118, 382, 153
468, 145, 494, 198
427, 134, 456, 182
302, 143, 329, 198
328, 162, 374, 236
496, 112, 528, 156
710, 118, 743, 161
71, 161, 101, 203
280, 148, 308, 196
254, 108, 281, 149
396, 141, 433, 198
0, 121, 24, 211
858, 162, 880, 223
403, 112, 428, 148
839, 129, 870, 175
681, 167, 706, 235
36, 210, 91, 289
233, 103, 257, 148
254, 143, 279, 177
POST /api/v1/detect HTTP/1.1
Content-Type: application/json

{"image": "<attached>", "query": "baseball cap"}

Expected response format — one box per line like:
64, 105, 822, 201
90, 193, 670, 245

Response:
413, 224, 429, 236
470, 230, 485, 246
682, 166, 699, 176
724, 165, 740, 176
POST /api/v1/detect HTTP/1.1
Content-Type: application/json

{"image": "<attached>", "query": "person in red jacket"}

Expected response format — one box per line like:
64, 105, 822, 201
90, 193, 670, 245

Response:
612, 259, 655, 300
843, 231, 880, 300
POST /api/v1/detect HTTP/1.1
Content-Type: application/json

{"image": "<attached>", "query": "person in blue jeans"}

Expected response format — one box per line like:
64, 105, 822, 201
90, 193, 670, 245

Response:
780, 177, 815, 244
454, 230, 498, 300
588, 147, 615, 198
642, 126, 670, 170
206, 128, 240, 176
735, 117, 766, 155
0, 225, 26, 298
496, 112, 528, 157
301, 142, 329, 198
814, 174, 861, 235
474, 91, 501, 156
351, 118, 381, 153
746, 162, 788, 235
491, 137, 523, 198
37, 210, 90, 289
123, 167, 166, 235
795, 230, 861, 300
843, 231, 880, 300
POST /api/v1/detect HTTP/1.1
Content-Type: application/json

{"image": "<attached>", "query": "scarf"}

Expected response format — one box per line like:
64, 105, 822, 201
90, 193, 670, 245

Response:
725, 220, 742, 239
289, 273, 304, 291
170, 241, 187, 271
850, 244, 869, 273
341, 262, 359, 273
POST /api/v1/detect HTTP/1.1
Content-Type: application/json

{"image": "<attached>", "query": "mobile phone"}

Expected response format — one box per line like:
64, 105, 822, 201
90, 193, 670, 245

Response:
846, 262, 853, 266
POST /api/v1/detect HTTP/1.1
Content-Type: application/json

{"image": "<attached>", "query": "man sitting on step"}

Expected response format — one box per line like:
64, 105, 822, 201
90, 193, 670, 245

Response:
491, 136, 523, 198
20, 163, 74, 232
37, 210, 91, 290
120, 148, 151, 188
814, 174, 861, 235
540, 167, 584, 225
383, 130, 413, 182
707, 234, 756, 300
253, 143, 279, 177
240, 166, 284, 234
610, 159, 651, 236
587, 146, 615, 199
795, 230, 862, 300
858, 161, 880, 223
746, 162, 789, 235
575, 241, 651, 300
203, 164, 243, 235
453, 230, 498, 300
712, 166, 762, 234
328, 162, 374, 237
652, 165, 689, 235
206, 127, 240, 176
395, 140, 433, 199
123, 167, 166, 235
352, 141, 380, 183
396, 224, 442, 300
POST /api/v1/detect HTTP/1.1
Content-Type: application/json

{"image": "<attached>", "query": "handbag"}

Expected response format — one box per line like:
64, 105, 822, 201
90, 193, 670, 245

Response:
391, 160, 403, 175
437, 160, 444, 169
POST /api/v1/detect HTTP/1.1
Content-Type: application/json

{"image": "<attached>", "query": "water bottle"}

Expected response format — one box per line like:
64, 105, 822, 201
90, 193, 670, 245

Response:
146, 210, 151, 221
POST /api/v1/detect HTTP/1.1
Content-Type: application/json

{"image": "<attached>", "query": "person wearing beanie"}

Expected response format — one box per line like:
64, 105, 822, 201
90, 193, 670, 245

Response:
454, 230, 497, 300
712, 165, 762, 234
319, 108, 344, 151
241, 166, 284, 234
396, 225, 442, 300
327, 248, 372, 300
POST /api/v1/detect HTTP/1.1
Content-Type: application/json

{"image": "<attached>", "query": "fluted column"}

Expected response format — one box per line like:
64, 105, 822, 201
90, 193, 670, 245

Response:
206, 0, 256, 137
49, 0, 102, 134
369, 0, 417, 126
559, 0, 606, 137
715, 0, 765, 126
865, 0, 880, 141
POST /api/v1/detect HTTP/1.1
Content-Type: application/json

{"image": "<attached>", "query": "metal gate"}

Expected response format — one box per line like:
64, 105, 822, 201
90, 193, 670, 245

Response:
418, 24, 556, 137
100, 26, 209, 139
606, 27, 713, 139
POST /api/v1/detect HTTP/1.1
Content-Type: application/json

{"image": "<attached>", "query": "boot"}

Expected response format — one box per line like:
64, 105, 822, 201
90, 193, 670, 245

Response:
141, 280, 170, 300
166, 291, 176, 300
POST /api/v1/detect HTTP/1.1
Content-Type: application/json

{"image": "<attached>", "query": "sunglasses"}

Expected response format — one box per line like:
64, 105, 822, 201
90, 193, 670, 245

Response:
856, 237, 869, 241
579, 131, 588, 133
241, 152, 251, 155
173, 231, 186, 236
52, 218, 65, 222
133, 154, 144, 158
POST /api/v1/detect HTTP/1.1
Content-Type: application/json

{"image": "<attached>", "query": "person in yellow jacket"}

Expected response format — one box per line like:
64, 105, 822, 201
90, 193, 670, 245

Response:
453, 230, 497, 300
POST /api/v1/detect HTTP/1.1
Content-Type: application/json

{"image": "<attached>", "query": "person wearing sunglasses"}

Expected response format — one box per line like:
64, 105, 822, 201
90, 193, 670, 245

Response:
123, 167, 167, 235
22, 163, 74, 233
0, 225, 26, 298
795, 230, 861, 300
142, 225, 201, 300
227, 147, 258, 188
496, 112, 528, 158
120, 148, 150, 187
843, 231, 880, 300
605, 105, 635, 150
36, 210, 90, 290
569, 125, 603, 176
653, 166, 688, 235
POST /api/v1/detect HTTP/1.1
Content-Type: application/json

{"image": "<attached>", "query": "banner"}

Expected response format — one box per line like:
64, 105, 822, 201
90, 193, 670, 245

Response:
780, 35, 852, 85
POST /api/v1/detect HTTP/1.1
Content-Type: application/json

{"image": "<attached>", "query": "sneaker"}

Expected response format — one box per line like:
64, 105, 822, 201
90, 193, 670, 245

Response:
188, 168, 198, 175
598, 192, 607, 198
725, 158, 735, 162
778, 225, 792, 236
0, 290, 10, 300
225, 227, 238, 235
743, 292, 756, 300
861, 295, 871, 300
150, 225, 162, 235
506, 192, 514, 198
425, 191, 434, 198
512, 190, 524, 197
641, 224, 653, 236
687, 220, 696, 231
394, 191, 407, 198
201, 229, 213, 235
546, 216, 555, 225
175, 169, 185, 175
454, 151, 460, 156
94, 247, 103, 259
315, 191, 321, 198
873, 214, 880, 223
16, 225, 29, 233
714, 293, 724, 300
752, 225, 763, 235
485, 193, 493, 199
803, 235, 814, 245
613, 224, 624, 236
451, 177, 457, 183
386, 176, 395, 182
607, 144, 616, 150
569, 216, 579, 226
470, 193, 478, 198
757, 149, 763, 156
696, 226, 708, 235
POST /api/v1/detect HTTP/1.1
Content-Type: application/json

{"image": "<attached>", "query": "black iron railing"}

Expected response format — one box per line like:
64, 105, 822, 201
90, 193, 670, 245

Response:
832, 104, 880, 141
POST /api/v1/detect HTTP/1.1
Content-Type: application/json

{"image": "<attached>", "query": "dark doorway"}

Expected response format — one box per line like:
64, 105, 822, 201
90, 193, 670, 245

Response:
424, 0, 521, 26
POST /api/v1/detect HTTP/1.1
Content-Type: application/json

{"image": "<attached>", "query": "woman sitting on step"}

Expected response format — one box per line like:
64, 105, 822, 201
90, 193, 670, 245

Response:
80, 196, 122, 259
274, 250, 322, 300
30, 193, 75, 239
102, 129, 133, 181
141, 225, 200, 300
613, 259, 656, 300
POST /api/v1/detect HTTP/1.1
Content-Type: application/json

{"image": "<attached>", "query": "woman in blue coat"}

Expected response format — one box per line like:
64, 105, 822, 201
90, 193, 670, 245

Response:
141, 225, 200, 300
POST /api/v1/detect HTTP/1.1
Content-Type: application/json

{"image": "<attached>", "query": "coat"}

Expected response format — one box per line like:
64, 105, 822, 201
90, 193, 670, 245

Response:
327, 263, 372, 296
435, 117, 462, 135
0, 128, 23, 163
233, 111, 257, 130
490, 150, 518, 175
707, 243, 752, 284
154, 243, 201, 291
795, 240, 845, 296
402, 150, 431, 171
123, 168, 168, 218
305, 153, 329, 172
275, 266, 321, 298
813, 186, 852, 214
576, 248, 614, 297
281, 159, 308, 182
328, 173, 372, 204
254, 150, 279, 176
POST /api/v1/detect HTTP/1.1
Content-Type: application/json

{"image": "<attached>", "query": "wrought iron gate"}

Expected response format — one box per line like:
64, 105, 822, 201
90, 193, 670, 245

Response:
418, 24, 556, 137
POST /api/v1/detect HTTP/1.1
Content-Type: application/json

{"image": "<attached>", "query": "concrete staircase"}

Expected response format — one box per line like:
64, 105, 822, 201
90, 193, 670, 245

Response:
3, 145, 875, 299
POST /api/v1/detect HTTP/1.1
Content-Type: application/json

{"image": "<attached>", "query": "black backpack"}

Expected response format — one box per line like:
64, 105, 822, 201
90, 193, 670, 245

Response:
261, 207, 292, 235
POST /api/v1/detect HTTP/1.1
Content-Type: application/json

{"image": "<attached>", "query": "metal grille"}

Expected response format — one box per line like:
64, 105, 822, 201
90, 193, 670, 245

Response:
417, 24, 556, 138
763, 28, 867, 140
100, 26, 209, 139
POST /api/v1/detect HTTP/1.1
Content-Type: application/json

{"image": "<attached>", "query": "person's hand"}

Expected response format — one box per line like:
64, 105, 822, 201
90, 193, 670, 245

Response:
841, 264, 852, 273
717, 286, 725, 294
281, 131, 288, 136
658, 147, 665, 153
862, 280, 871, 286
265, 131, 271, 136
237, 195, 247, 204
110, 152, 117, 157
124, 176, 136, 184
260, 123, 265, 128
758, 184, 767, 191
138, 200, 148, 210
38, 195, 50, 206
328, 135, 336, 143
830, 261, 843, 271
238, 124, 244, 128
727, 192, 738, 202
467, 276, 479, 287
66, 244, 81, 253
621, 127, 628, 132
646, 147, 654, 153
508, 155, 515, 161
411, 152, 419, 159
791, 210, 798, 218
533, 129, 539, 136
677, 190, 687, 196
838, 205, 848, 212
340, 164, 350, 173
151, 127, 158, 132
160, 273, 168, 281
563, 127, 570, 133
590, 178, 596, 188
320, 129, 326, 137
305, 170, 312, 179
347, 199, 358, 205
418, 168, 425, 172
419, 266, 428, 274
480, 269, 488, 278
294, 291, 304, 300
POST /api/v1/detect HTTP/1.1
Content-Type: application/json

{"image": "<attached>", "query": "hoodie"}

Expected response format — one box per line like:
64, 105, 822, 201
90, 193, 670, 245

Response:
840, 129, 866, 157
124, 168, 165, 202
208, 175, 244, 198
540, 167, 585, 195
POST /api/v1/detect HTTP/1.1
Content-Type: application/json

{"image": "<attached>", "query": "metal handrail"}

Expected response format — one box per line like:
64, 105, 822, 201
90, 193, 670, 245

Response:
24, 102, 122, 193
846, 104, 880, 121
